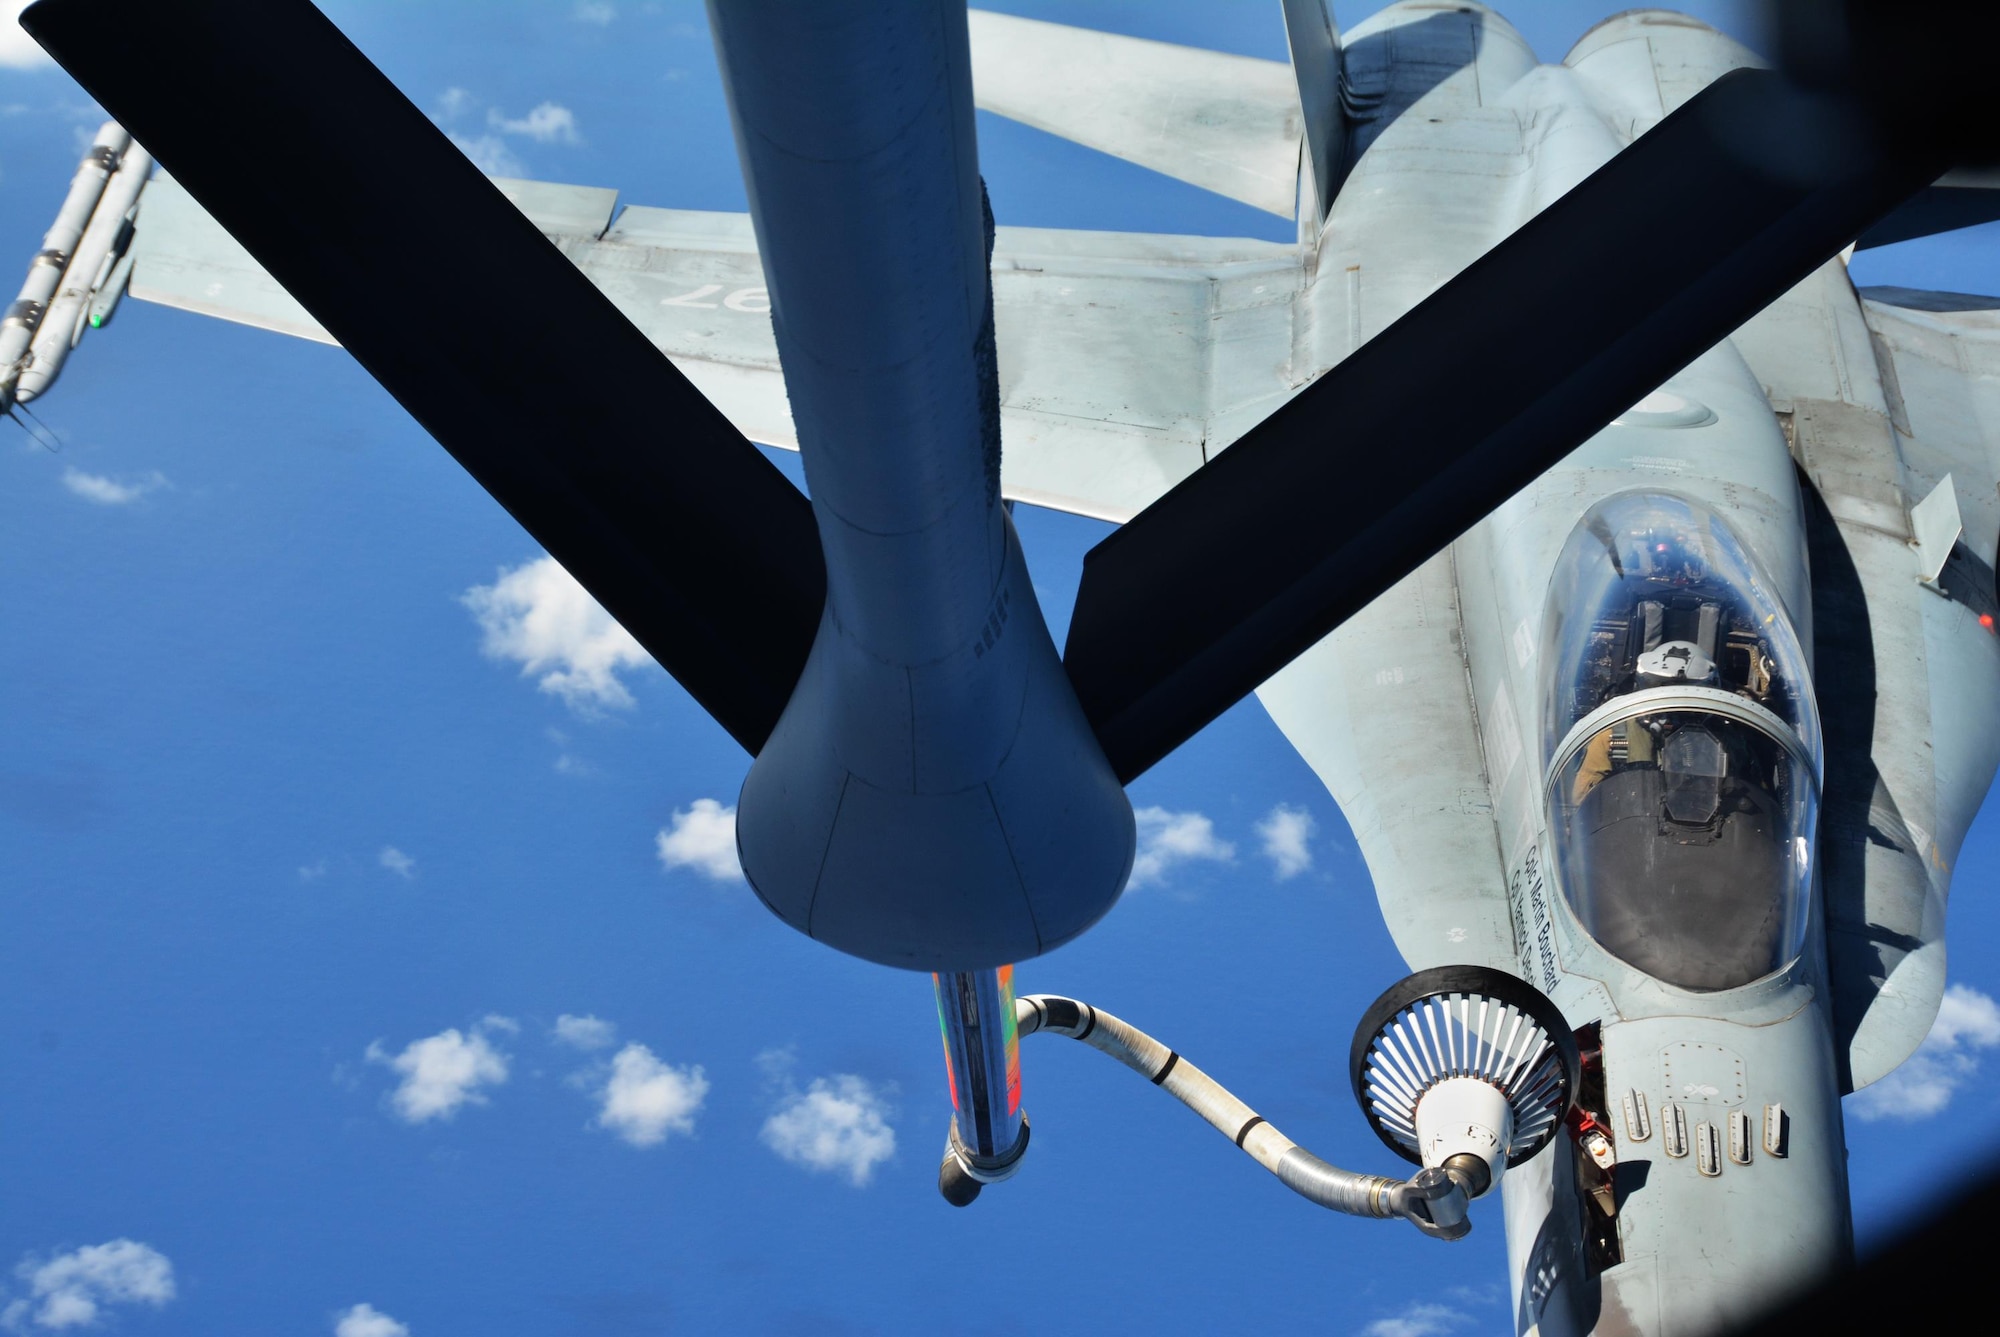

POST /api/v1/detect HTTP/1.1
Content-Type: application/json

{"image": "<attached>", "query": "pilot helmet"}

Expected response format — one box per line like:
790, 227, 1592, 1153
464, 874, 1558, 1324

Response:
1636, 639, 1717, 685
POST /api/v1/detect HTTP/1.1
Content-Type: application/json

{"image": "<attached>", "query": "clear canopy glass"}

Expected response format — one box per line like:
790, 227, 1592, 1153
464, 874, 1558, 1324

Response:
1541, 492, 1816, 761
1540, 493, 1820, 992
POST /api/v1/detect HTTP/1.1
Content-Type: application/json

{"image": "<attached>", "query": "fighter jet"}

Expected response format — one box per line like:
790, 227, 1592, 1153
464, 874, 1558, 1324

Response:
7, 1, 1998, 1333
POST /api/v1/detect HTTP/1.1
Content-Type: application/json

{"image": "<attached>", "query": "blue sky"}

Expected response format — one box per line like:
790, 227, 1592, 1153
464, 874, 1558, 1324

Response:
2, 3, 1998, 1335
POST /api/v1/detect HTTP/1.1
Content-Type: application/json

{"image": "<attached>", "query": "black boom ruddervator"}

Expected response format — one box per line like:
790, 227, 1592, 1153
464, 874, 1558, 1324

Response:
22, 0, 1993, 1272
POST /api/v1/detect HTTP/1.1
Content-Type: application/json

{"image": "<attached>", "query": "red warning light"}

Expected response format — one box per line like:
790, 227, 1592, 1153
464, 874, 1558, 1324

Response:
1982, 613, 1995, 632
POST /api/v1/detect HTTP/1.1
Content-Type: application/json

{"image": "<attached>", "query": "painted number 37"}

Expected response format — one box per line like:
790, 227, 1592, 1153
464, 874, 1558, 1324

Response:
659, 283, 770, 313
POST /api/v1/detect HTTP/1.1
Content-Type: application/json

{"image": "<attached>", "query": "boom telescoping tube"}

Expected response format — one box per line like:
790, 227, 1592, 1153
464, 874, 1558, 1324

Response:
932, 966, 1028, 1205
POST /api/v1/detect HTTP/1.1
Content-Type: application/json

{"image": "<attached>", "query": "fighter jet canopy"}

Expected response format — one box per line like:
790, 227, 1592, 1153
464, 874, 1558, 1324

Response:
1539, 493, 1820, 993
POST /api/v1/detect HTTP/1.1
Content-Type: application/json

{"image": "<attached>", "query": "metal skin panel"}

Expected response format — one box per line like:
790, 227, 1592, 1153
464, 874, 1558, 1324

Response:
1505, 1009, 1851, 1337
1251, 48, 1877, 1334
1058, 21, 1943, 785
987, 228, 1300, 520
1730, 263, 2000, 1092
1250, 3, 1544, 989
129, 176, 334, 346
487, 177, 619, 238
1340, 0, 1539, 153
129, 175, 619, 346
1859, 290, 2000, 1073
1298, 11, 1870, 1332
1256, 552, 1516, 975
123, 182, 1298, 525
1280, 0, 1345, 226
1474, 15, 1856, 1326
559, 206, 793, 454
1571, 9, 1761, 119
708, 0, 1132, 972
964, 9, 1304, 218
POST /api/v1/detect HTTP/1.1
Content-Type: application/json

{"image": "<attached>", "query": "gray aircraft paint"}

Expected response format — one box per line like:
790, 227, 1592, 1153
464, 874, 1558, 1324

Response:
36, 3, 2000, 1333
1253, 8, 1996, 1333
122, 174, 1306, 524
704, 1, 1132, 973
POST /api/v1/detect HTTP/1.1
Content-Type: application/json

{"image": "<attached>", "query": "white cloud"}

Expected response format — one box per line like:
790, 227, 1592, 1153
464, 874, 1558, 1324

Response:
334, 1303, 409, 1337
378, 846, 415, 879
4, 1240, 174, 1331
547, 728, 594, 777
655, 799, 743, 882
553, 1014, 616, 1052
1851, 983, 2000, 1121
1257, 804, 1315, 880
446, 131, 524, 178
1363, 1303, 1469, 1337
762, 1072, 897, 1187
0, 4, 51, 70
573, 2, 617, 26
434, 91, 578, 173
1127, 806, 1234, 889
462, 556, 650, 712
60, 468, 165, 506
489, 102, 580, 145
299, 859, 328, 882
593, 1043, 708, 1147
754, 1045, 796, 1080
1934, 985, 2000, 1047
366, 1023, 510, 1124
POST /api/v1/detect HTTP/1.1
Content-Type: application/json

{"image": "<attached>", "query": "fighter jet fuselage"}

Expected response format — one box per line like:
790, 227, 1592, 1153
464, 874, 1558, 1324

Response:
1258, 9, 2000, 1332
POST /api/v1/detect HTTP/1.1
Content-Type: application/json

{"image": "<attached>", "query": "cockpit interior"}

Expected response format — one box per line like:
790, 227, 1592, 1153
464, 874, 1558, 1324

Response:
1540, 493, 1821, 992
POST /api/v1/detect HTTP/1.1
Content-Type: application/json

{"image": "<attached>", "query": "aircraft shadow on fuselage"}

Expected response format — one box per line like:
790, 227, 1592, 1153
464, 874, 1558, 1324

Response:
1800, 468, 1929, 1088
1337, 11, 1483, 179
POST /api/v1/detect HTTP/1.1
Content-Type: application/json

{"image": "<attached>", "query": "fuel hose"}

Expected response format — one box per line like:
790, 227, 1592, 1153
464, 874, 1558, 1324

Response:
937, 988, 1467, 1233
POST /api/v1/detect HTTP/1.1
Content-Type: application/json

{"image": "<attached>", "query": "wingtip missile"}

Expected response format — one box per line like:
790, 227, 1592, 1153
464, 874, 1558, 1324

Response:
0, 120, 142, 410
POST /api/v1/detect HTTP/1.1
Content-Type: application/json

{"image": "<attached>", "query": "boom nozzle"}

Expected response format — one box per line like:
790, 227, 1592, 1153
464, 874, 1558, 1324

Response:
932, 967, 1029, 1205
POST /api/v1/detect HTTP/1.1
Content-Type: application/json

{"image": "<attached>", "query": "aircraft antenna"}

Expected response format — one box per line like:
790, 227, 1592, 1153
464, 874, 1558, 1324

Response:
7, 403, 62, 453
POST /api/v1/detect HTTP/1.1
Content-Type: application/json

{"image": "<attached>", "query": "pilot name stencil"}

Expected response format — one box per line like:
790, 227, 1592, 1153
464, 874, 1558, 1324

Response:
1509, 843, 1559, 995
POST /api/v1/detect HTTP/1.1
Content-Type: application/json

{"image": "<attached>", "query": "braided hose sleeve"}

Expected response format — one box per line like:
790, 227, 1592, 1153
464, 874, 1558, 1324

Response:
1015, 994, 1406, 1219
